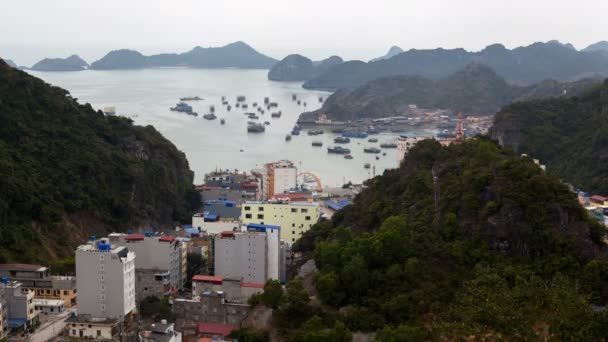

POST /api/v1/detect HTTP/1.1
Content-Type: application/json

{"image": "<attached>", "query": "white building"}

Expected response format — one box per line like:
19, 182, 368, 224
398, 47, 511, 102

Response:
214, 224, 283, 284
253, 160, 297, 200
32, 298, 65, 315
76, 239, 136, 320
397, 134, 423, 165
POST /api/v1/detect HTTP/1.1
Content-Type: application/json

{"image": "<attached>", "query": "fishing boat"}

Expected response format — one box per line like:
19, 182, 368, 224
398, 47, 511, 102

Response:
344, 154, 353, 159
319, 96, 324, 103
170, 102, 197, 116
209, 105, 215, 113
242, 104, 248, 109
265, 97, 270, 104
264, 121, 270, 125
292, 94, 297, 101
236, 95, 246, 102
180, 96, 202, 101
307, 129, 324, 136
271, 112, 281, 118
334, 137, 350, 144
203, 113, 217, 120
364, 163, 371, 169
285, 134, 292, 141
342, 131, 368, 139
312, 141, 323, 147
220, 118, 225, 125
328, 146, 350, 154
331, 128, 345, 134
236, 103, 241, 108
368, 138, 378, 143
248, 114, 260, 120
268, 102, 278, 108
227, 105, 231, 111
364, 147, 381, 154
380, 143, 398, 148
247, 122, 265, 133
253, 102, 258, 107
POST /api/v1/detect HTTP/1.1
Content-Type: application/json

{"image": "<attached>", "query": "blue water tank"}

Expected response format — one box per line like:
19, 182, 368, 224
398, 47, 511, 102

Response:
1, 276, 9, 284
89, 235, 97, 241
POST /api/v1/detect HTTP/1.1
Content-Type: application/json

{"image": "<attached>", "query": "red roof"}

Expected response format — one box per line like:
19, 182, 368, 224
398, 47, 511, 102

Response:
271, 193, 311, 201
195, 185, 220, 191
0, 264, 47, 272
242, 183, 258, 188
220, 231, 235, 238
240, 282, 264, 289
197, 323, 238, 337
192, 275, 223, 283
159, 236, 175, 242
126, 234, 145, 241
591, 195, 608, 202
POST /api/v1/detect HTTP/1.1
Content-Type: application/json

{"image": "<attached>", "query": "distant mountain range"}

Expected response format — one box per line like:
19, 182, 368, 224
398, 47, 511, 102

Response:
369, 45, 403, 62
31, 55, 89, 71
583, 41, 608, 53
1, 58, 17, 68
267, 54, 343, 81
301, 41, 608, 90
90, 42, 277, 70
298, 63, 599, 122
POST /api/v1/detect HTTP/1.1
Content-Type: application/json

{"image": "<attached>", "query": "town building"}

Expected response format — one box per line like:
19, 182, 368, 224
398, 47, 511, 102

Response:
32, 298, 65, 315
192, 277, 264, 303
241, 201, 320, 243
65, 314, 118, 340
252, 160, 297, 200
0, 264, 77, 308
108, 233, 185, 300
397, 134, 423, 165
76, 238, 136, 320
590, 195, 608, 208
139, 321, 182, 342
438, 113, 467, 146
214, 224, 284, 284
173, 291, 249, 327
1, 280, 38, 331
202, 199, 242, 220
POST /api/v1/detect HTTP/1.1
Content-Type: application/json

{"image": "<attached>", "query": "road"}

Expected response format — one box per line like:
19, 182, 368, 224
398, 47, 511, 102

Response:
28, 310, 72, 342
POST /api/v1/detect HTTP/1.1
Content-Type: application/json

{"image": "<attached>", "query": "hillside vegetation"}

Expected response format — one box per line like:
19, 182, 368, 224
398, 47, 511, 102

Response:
491, 80, 608, 194
300, 63, 598, 122
0, 60, 200, 262
258, 138, 608, 340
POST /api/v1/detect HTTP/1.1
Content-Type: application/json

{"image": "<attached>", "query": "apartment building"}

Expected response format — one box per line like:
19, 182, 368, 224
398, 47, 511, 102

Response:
241, 201, 320, 243
1, 280, 38, 331
76, 239, 136, 320
0, 264, 77, 308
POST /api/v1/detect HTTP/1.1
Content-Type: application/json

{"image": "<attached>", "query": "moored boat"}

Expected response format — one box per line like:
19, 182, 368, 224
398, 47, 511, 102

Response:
312, 141, 323, 147
364, 147, 381, 154
334, 136, 350, 144
328, 146, 350, 154
247, 122, 265, 133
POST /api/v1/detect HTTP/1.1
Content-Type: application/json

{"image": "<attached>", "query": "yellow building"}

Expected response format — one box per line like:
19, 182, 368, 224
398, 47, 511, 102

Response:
242, 201, 320, 243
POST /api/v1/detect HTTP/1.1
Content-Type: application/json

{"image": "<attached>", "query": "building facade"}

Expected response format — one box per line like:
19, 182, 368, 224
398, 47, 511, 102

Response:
2, 280, 38, 331
253, 160, 297, 200
241, 201, 320, 243
397, 134, 423, 165
76, 239, 136, 319
214, 224, 281, 284
0, 264, 77, 308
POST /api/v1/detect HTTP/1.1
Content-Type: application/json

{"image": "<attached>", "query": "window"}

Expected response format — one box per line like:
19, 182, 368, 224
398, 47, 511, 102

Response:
257, 214, 264, 219
99, 254, 104, 260
258, 207, 264, 211
64, 290, 69, 295
244, 206, 251, 211
301, 208, 308, 213
97, 330, 102, 337
72, 330, 76, 336
292, 223, 295, 227
245, 213, 252, 219
305, 216, 311, 221
292, 231, 295, 234
291, 208, 297, 213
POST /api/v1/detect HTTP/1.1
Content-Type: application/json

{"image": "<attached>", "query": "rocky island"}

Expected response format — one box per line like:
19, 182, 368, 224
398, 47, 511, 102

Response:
30, 54, 89, 71
90, 41, 277, 70
268, 54, 343, 81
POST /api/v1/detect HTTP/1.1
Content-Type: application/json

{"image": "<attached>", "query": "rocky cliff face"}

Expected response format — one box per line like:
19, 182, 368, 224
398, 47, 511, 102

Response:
369, 45, 404, 62
31, 55, 89, 71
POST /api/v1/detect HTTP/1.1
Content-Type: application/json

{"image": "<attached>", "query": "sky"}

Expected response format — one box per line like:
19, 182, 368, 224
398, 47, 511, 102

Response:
2, 0, 608, 66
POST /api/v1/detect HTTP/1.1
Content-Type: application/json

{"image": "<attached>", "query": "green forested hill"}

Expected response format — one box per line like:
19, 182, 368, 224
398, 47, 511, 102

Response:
0, 60, 200, 262
273, 138, 608, 340
491, 80, 608, 194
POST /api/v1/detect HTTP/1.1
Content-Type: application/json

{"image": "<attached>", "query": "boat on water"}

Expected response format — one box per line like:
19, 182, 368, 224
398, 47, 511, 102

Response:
308, 129, 324, 136
253, 102, 258, 107
271, 112, 281, 118
203, 113, 217, 120
268, 102, 278, 108
170, 102, 197, 116
180, 96, 202, 101
331, 128, 345, 134
247, 122, 265, 133
292, 94, 297, 101
376, 156, 380, 160
264, 97, 270, 104
297, 100, 301, 105
342, 131, 368, 139
242, 104, 249, 109
248, 114, 260, 120
367, 127, 380, 134
344, 154, 353, 160
285, 134, 292, 141
209, 105, 215, 113
236, 95, 246, 102
328, 146, 351, 154
368, 138, 378, 143
364, 163, 371, 169
220, 118, 225, 125
312, 141, 323, 147
334, 137, 350, 144
227, 105, 231, 111
264, 121, 270, 125
319, 96, 324, 103
236, 103, 240, 108
380, 143, 398, 148
364, 147, 381, 154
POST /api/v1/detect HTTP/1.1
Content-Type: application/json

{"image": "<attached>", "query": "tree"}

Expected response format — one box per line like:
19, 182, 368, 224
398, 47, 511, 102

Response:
261, 279, 283, 309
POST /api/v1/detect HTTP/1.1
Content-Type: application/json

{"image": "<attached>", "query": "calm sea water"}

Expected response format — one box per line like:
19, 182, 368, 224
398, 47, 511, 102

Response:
30, 69, 437, 187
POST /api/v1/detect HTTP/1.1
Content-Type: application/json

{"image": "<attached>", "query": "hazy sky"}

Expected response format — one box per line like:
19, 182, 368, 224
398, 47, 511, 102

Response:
2, 0, 608, 65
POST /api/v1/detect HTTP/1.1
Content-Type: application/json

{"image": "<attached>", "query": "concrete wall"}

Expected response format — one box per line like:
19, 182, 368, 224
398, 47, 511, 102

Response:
214, 233, 267, 284
76, 245, 136, 319
67, 321, 115, 340
173, 293, 249, 326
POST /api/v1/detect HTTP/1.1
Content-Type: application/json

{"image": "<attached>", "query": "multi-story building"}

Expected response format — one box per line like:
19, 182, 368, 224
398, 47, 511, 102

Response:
1, 280, 38, 331
108, 233, 185, 301
214, 224, 282, 284
0, 264, 77, 308
241, 201, 320, 243
76, 239, 136, 320
65, 315, 118, 340
252, 160, 297, 200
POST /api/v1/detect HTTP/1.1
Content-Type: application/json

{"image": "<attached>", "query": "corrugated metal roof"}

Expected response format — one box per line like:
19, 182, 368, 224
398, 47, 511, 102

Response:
240, 282, 264, 289
159, 236, 175, 242
197, 323, 238, 337
192, 275, 224, 283
126, 234, 145, 241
